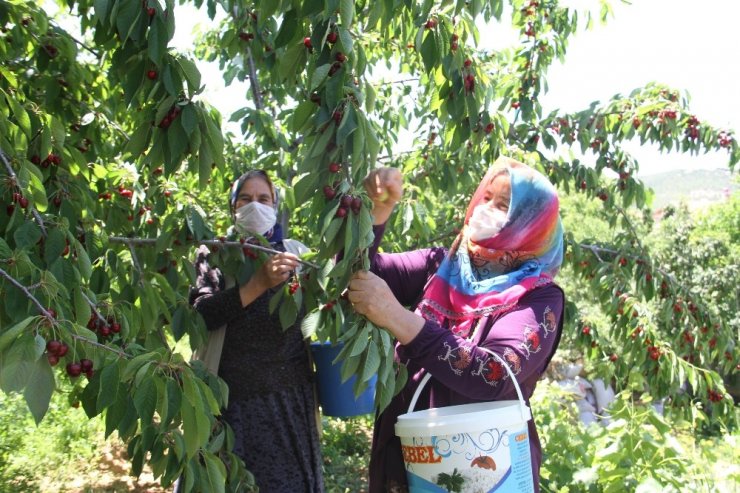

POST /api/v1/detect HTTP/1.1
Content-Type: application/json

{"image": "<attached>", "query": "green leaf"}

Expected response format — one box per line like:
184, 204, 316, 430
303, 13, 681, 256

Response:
361, 339, 380, 382
13, 221, 42, 249
97, 362, 121, 412
340, 0, 355, 27
134, 377, 158, 425
27, 171, 48, 212
178, 57, 202, 93
279, 293, 298, 329
73, 287, 92, 326
204, 451, 227, 493
147, 17, 166, 64
291, 101, 316, 134
104, 390, 129, 438
124, 123, 151, 158
181, 104, 198, 136
180, 400, 199, 459
273, 9, 298, 49
74, 239, 92, 279
0, 316, 35, 353
44, 228, 66, 265
21, 353, 55, 425
310, 64, 332, 91
5, 90, 31, 138
300, 309, 321, 339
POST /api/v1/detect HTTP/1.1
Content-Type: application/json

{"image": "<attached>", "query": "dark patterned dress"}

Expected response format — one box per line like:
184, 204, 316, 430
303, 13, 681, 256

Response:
189, 242, 324, 493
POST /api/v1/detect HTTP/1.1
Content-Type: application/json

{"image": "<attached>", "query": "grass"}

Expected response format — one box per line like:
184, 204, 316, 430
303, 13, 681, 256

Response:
320, 414, 374, 493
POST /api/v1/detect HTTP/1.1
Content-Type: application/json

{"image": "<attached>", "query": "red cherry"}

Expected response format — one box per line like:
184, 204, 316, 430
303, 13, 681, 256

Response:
146, 70, 157, 80
288, 282, 299, 295
53, 195, 62, 207
18, 196, 29, 208
239, 32, 254, 41
581, 326, 591, 335
451, 34, 459, 42
609, 354, 618, 362
99, 325, 111, 337
303, 37, 312, 49
47, 354, 59, 366
66, 362, 82, 377
147, 7, 155, 16
328, 162, 341, 173
326, 31, 338, 44
464, 58, 472, 68
111, 322, 121, 333
46, 340, 62, 355
80, 359, 93, 372
57, 343, 69, 357
335, 52, 346, 63
484, 123, 494, 134
332, 110, 343, 124
351, 197, 362, 213
323, 186, 336, 199
335, 206, 348, 218
164, 190, 172, 197
339, 195, 352, 207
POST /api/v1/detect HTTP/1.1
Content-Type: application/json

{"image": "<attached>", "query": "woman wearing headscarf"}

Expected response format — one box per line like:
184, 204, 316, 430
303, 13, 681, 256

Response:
188, 169, 324, 492
349, 156, 565, 493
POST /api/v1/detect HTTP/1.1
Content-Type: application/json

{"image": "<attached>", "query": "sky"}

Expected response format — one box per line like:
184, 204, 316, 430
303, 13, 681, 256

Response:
52, 0, 740, 178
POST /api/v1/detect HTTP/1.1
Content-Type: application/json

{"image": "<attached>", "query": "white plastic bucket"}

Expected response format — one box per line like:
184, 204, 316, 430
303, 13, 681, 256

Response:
394, 349, 534, 493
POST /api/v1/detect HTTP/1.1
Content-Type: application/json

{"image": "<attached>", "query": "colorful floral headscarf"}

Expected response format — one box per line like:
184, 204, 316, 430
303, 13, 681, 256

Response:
415, 156, 563, 337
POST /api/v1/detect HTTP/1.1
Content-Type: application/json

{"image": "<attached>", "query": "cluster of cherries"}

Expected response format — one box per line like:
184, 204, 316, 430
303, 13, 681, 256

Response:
158, 104, 181, 130
8, 191, 29, 213
30, 152, 62, 168
87, 314, 121, 338
46, 339, 94, 378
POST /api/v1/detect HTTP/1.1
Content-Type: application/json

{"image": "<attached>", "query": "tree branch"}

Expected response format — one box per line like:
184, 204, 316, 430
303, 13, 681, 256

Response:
0, 147, 48, 237
108, 236, 320, 269
0, 267, 54, 319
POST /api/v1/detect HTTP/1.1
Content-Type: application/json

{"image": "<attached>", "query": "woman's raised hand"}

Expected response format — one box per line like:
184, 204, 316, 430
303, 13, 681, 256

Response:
256, 252, 301, 290
363, 167, 403, 225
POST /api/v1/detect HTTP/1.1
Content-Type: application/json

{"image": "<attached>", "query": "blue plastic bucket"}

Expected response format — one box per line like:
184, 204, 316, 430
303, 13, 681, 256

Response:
310, 341, 376, 417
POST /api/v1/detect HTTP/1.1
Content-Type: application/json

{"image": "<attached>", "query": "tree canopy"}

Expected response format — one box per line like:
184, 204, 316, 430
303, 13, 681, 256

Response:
0, 0, 737, 490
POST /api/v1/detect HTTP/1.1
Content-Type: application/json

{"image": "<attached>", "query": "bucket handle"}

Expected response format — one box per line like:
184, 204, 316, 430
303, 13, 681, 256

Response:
407, 347, 529, 422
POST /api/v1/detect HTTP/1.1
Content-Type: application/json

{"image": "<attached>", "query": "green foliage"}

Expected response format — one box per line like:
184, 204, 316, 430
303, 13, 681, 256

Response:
320, 415, 373, 493
0, 390, 106, 491
533, 380, 738, 493
0, 0, 738, 490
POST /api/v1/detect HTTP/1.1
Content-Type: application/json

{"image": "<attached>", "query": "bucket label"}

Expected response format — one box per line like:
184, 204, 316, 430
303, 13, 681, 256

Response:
401, 426, 533, 493
402, 445, 443, 464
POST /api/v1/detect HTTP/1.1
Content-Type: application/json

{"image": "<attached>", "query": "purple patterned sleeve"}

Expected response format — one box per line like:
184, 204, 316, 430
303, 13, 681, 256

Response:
401, 284, 564, 401
368, 225, 447, 307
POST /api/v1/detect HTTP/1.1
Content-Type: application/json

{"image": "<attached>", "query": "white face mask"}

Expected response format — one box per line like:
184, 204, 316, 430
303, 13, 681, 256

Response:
468, 204, 508, 241
234, 202, 277, 236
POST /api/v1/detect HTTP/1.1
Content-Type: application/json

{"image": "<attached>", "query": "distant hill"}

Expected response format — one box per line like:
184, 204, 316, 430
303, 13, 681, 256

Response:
641, 168, 738, 211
